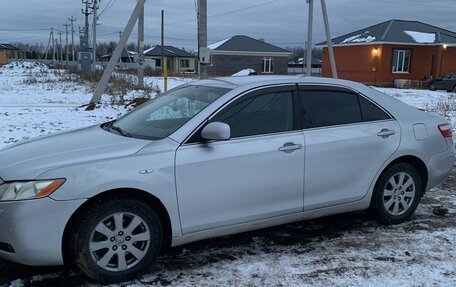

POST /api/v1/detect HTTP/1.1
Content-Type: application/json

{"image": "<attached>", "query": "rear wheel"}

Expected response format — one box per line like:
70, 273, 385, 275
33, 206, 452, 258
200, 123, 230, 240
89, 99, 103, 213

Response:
429, 84, 436, 91
370, 163, 422, 225
453, 85, 456, 93
70, 198, 162, 283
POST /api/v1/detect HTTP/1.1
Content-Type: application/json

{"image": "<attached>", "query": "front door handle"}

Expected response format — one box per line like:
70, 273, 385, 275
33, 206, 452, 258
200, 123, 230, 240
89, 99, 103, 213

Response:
377, 129, 396, 138
278, 142, 302, 153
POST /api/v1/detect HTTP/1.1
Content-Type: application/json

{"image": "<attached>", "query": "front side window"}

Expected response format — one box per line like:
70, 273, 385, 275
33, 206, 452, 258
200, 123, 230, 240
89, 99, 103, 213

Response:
261, 57, 274, 73
392, 49, 411, 73
111, 85, 231, 140
212, 90, 294, 138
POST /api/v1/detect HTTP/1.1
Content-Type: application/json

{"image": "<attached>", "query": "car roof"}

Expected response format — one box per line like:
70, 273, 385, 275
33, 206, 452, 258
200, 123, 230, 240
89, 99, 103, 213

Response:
203, 75, 426, 119
194, 75, 367, 89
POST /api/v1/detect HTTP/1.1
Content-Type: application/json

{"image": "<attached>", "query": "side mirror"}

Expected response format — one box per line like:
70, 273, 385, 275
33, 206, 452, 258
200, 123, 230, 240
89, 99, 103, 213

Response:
201, 122, 231, 141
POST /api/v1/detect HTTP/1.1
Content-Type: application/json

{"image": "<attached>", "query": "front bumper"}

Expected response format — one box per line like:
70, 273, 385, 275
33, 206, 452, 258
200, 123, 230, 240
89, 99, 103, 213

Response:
0, 197, 85, 266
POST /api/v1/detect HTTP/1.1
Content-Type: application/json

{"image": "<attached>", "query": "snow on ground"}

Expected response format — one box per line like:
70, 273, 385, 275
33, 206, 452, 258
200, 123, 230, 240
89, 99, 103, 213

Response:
0, 62, 189, 148
1, 66, 456, 286
375, 87, 456, 128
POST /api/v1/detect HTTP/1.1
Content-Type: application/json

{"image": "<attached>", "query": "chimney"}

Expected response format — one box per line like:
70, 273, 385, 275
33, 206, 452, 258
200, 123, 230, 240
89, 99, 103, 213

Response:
258, 38, 265, 42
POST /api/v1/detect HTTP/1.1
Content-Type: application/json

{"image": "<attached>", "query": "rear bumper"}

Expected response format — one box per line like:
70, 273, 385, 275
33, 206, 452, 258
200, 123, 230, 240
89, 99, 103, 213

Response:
426, 148, 455, 191
0, 197, 85, 266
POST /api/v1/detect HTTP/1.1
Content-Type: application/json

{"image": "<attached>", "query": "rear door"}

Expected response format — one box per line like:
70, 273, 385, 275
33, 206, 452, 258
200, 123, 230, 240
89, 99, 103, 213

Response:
299, 86, 401, 210
175, 86, 305, 234
439, 74, 452, 90
449, 74, 456, 91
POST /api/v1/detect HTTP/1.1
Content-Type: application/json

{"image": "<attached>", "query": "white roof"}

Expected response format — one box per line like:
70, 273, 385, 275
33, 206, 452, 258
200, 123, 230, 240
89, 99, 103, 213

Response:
208, 38, 231, 50
404, 31, 436, 43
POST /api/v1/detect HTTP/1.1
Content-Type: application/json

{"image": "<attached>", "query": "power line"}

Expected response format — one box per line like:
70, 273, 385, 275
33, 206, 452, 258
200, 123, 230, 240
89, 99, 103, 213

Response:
328, 7, 360, 29
148, 0, 280, 32
99, 0, 119, 17
0, 28, 51, 31
209, 0, 279, 18
99, 0, 114, 15
364, 0, 454, 9
98, 31, 121, 37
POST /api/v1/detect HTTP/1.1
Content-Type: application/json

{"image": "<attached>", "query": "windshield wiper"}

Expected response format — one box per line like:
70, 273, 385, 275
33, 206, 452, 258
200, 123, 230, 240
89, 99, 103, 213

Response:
102, 120, 115, 131
110, 125, 132, 138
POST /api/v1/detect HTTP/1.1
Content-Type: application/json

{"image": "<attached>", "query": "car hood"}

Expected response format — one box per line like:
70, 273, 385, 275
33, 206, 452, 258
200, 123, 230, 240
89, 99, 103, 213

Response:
0, 125, 151, 181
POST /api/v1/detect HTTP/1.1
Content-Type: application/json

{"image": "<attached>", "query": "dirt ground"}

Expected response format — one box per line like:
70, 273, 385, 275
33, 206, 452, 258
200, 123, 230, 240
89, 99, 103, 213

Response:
1, 169, 456, 287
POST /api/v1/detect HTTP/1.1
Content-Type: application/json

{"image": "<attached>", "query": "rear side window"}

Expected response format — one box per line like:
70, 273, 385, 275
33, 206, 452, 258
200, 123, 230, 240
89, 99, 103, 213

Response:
359, 96, 391, 122
299, 90, 362, 128
213, 91, 294, 138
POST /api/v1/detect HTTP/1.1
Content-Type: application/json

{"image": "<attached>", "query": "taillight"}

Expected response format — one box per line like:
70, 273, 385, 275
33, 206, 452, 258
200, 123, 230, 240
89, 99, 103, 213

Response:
438, 123, 453, 138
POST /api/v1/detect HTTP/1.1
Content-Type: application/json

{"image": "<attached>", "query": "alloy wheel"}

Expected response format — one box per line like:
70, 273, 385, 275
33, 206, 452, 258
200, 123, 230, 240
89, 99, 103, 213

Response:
89, 212, 151, 272
382, 172, 416, 216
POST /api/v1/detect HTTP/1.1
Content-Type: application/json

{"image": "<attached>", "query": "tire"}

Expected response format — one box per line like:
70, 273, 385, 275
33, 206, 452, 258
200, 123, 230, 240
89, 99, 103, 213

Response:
429, 84, 436, 91
370, 163, 422, 225
453, 85, 456, 93
70, 197, 163, 283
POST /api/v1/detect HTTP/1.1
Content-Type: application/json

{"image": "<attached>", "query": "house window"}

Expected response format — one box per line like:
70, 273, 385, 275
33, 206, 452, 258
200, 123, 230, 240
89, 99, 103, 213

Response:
262, 57, 274, 73
180, 59, 190, 68
155, 58, 162, 68
392, 49, 411, 73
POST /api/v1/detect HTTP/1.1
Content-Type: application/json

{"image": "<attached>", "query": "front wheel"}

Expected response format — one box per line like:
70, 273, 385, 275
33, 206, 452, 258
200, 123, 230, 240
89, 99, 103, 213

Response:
429, 84, 436, 91
70, 198, 163, 283
370, 163, 422, 225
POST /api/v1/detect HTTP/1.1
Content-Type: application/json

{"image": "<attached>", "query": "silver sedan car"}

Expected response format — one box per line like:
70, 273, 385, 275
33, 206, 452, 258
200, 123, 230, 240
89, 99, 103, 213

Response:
0, 76, 453, 282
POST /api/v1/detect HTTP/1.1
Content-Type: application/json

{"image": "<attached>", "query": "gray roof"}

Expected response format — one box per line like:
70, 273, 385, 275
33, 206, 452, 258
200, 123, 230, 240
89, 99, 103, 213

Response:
144, 45, 194, 58
101, 49, 136, 58
209, 35, 291, 54
317, 19, 456, 46
0, 44, 19, 51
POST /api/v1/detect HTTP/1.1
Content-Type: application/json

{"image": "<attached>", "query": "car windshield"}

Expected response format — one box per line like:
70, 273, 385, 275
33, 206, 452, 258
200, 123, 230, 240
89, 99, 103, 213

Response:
108, 85, 231, 140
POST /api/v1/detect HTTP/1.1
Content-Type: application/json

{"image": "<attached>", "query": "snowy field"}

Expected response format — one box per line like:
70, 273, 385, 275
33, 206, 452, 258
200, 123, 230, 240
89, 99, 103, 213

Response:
1, 62, 456, 287
0, 62, 189, 148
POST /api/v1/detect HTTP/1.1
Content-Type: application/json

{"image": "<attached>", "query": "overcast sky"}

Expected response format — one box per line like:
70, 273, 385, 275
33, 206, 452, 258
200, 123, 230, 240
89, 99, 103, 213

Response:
0, 0, 455, 50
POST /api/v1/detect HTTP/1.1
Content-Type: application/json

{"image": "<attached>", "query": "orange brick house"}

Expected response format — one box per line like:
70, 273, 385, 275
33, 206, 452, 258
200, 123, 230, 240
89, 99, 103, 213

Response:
318, 20, 456, 87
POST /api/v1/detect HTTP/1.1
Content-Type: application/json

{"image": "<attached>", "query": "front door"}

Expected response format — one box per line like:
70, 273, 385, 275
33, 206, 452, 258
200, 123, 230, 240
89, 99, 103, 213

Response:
175, 86, 305, 234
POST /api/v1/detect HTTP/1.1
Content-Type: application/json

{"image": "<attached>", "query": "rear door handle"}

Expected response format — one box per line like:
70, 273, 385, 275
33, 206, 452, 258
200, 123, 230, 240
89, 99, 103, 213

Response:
377, 129, 396, 138
278, 143, 302, 153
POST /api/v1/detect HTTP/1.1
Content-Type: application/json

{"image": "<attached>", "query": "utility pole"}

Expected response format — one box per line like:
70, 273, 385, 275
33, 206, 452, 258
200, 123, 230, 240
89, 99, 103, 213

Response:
119, 31, 133, 63
64, 22, 70, 65
51, 28, 56, 61
88, 0, 146, 108
197, 0, 208, 79
92, 0, 99, 70
306, 0, 313, 76
58, 31, 64, 62
69, 16, 77, 62
45, 30, 52, 60
82, 0, 92, 36
161, 10, 167, 92
138, 4, 145, 89
320, 0, 338, 78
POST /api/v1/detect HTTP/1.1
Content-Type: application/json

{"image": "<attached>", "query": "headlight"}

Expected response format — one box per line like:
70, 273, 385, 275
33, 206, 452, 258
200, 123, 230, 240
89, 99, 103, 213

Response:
0, 179, 65, 201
